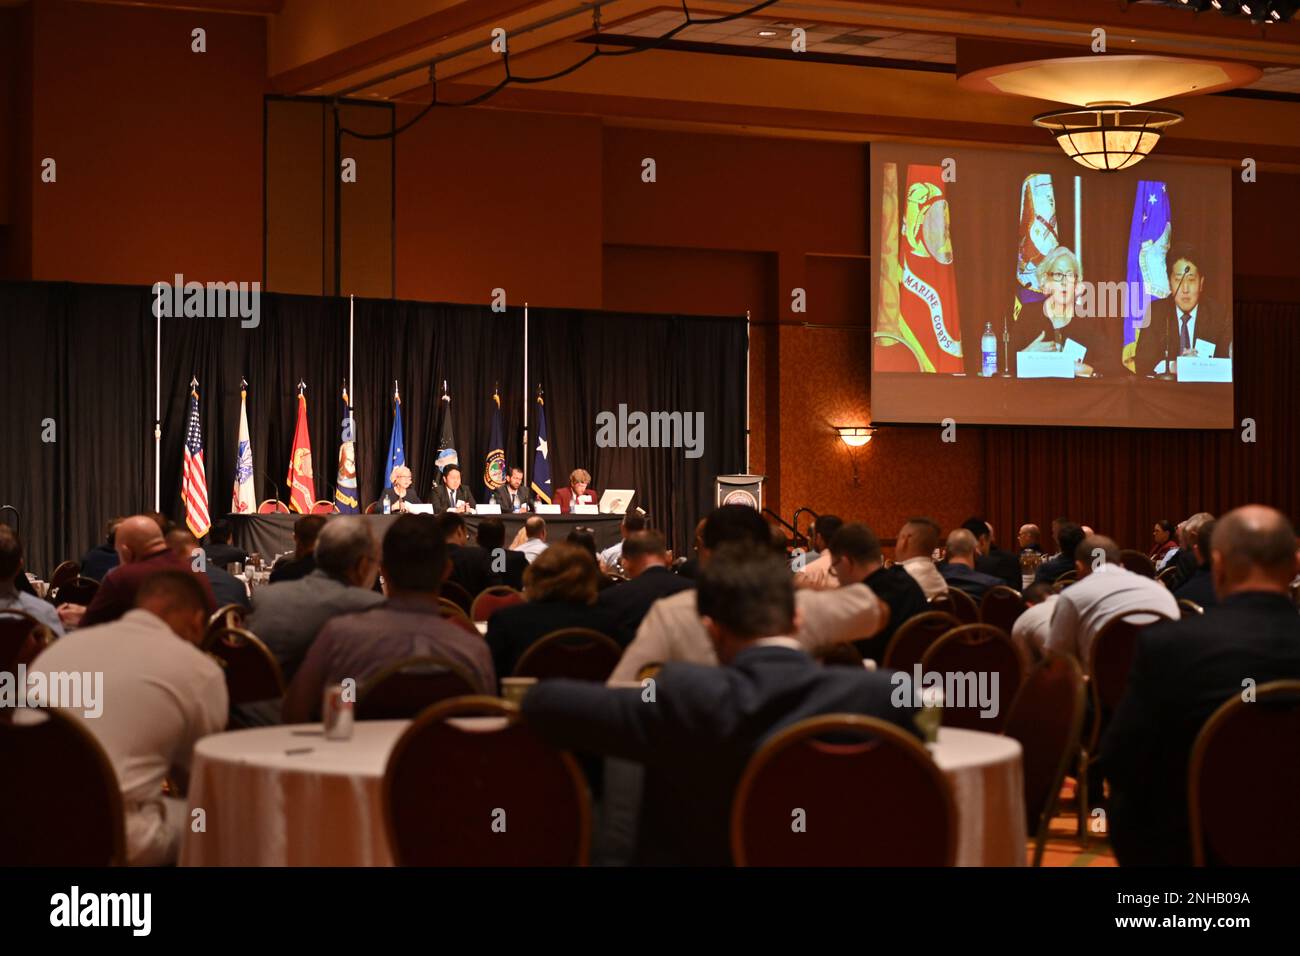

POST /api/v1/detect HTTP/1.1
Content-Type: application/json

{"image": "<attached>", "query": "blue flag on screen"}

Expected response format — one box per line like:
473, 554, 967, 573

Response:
531, 388, 552, 504
483, 387, 506, 501
385, 383, 405, 490
334, 382, 358, 514
1125, 180, 1172, 372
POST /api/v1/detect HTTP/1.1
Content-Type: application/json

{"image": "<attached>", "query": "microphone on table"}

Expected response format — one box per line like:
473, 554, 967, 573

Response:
1157, 266, 1191, 382
261, 470, 282, 506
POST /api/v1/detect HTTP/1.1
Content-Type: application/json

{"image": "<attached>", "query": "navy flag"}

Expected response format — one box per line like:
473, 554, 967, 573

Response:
334, 381, 359, 514
531, 386, 552, 504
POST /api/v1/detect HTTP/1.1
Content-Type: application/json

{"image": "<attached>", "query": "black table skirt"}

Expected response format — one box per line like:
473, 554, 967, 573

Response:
228, 513, 624, 559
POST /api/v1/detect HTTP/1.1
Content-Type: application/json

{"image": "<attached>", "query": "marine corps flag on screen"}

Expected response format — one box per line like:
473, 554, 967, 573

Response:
334, 381, 358, 514
874, 162, 934, 372
1125, 180, 1172, 373
483, 386, 505, 500
286, 383, 316, 513
531, 387, 552, 504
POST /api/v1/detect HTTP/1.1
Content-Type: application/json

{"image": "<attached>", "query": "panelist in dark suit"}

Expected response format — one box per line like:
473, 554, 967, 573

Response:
596, 531, 694, 646
553, 468, 598, 514
522, 543, 921, 866
493, 465, 533, 513
377, 465, 422, 514
429, 464, 476, 514
1099, 505, 1300, 866
1132, 245, 1231, 376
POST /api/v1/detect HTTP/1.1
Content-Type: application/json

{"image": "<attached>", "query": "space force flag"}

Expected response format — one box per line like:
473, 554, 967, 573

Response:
435, 382, 458, 474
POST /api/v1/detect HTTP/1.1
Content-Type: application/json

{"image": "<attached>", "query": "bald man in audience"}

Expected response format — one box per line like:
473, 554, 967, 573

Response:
1017, 524, 1043, 553
1045, 534, 1178, 667
893, 516, 948, 600
1100, 506, 1300, 866
76, 515, 216, 628
607, 505, 887, 683
939, 529, 1002, 603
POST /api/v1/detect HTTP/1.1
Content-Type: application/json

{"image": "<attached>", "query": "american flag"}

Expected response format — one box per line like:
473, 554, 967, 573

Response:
183, 378, 211, 538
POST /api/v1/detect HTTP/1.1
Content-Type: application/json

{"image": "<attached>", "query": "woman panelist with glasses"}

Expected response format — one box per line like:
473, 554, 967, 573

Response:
1016, 246, 1105, 378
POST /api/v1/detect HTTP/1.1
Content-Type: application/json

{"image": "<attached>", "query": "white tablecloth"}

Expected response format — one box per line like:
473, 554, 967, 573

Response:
180, 721, 1025, 866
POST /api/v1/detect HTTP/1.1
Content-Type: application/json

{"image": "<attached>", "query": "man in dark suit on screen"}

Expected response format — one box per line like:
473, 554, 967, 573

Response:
1099, 505, 1300, 866
1132, 244, 1231, 377
522, 543, 920, 866
429, 464, 476, 514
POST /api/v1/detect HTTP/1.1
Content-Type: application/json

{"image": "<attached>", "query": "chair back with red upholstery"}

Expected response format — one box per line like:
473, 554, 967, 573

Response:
920, 624, 1027, 733
931, 588, 978, 624
1086, 610, 1173, 747
257, 499, 289, 514
0, 709, 126, 864
1177, 598, 1204, 618
204, 626, 285, 704
1002, 653, 1087, 866
512, 627, 622, 682
0, 611, 52, 672
48, 560, 81, 593
980, 585, 1026, 633
51, 576, 99, 606
440, 580, 474, 615
311, 500, 337, 515
364, 501, 380, 515
731, 714, 956, 866
357, 655, 481, 720
1189, 681, 1300, 866
383, 696, 590, 865
881, 611, 960, 672
1118, 549, 1156, 578
436, 600, 479, 638
470, 586, 525, 623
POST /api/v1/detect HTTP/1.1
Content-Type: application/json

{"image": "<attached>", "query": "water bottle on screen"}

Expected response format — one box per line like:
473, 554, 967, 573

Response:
382, 496, 390, 515
981, 322, 997, 377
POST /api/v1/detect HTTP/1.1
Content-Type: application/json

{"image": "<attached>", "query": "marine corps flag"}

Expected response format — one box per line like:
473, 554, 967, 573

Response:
334, 381, 358, 514
483, 386, 505, 500
286, 382, 316, 514
897, 164, 963, 373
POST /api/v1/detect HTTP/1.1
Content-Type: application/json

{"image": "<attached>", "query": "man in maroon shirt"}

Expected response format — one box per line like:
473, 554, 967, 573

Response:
76, 515, 216, 627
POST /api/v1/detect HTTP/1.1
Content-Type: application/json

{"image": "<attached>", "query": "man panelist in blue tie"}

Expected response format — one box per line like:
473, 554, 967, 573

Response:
1133, 243, 1232, 377
431, 464, 477, 514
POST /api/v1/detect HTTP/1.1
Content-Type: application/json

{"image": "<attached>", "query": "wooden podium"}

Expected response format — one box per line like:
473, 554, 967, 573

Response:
715, 474, 766, 510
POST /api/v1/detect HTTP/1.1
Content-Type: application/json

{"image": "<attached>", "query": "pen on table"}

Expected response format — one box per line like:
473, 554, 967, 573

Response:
284, 746, 314, 755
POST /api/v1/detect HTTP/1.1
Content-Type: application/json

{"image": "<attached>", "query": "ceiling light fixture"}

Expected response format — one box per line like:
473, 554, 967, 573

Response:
1032, 103, 1183, 172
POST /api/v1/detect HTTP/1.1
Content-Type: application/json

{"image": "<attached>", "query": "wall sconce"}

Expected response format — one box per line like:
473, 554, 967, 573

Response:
836, 426, 875, 447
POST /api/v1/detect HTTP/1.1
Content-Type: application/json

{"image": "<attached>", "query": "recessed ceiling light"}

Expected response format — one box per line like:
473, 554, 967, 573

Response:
757, 29, 778, 37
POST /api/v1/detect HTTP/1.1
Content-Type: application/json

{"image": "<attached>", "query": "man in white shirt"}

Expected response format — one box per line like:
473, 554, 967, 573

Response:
512, 516, 550, 563
793, 514, 843, 590
0, 526, 64, 638
598, 513, 647, 572
609, 506, 887, 683
1046, 535, 1179, 667
1011, 583, 1059, 657
893, 516, 948, 600
25, 571, 228, 865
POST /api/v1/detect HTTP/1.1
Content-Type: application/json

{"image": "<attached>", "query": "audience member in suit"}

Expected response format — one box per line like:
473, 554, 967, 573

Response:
436, 511, 492, 597
493, 465, 533, 513
1100, 505, 1300, 866
485, 542, 615, 680
1148, 518, 1178, 568
476, 516, 527, 591
673, 518, 707, 581
1173, 518, 1217, 610
166, 529, 250, 611
429, 464, 476, 514
246, 517, 383, 682
553, 468, 599, 514
566, 527, 616, 592
73, 516, 216, 628
1033, 522, 1085, 585
523, 544, 922, 865
609, 505, 887, 683
377, 465, 423, 514
894, 516, 948, 600
827, 523, 927, 663
1132, 244, 1231, 377
1017, 524, 1043, 554
80, 517, 124, 582
940, 529, 1003, 603
793, 515, 844, 590
962, 517, 1021, 591
202, 519, 247, 571
270, 514, 326, 583
597, 530, 695, 646
1166, 512, 1214, 591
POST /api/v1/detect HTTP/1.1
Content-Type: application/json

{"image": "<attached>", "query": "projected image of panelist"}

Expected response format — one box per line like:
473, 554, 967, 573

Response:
1132, 244, 1231, 379
1015, 246, 1106, 379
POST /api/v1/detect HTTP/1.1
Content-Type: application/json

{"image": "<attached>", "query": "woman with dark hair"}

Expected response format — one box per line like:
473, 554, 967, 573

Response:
1149, 519, 1179, 569
484, 542, 615, 682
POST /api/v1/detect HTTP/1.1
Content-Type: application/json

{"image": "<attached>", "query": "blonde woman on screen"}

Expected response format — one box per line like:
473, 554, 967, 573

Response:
1017, 246, 1099, 378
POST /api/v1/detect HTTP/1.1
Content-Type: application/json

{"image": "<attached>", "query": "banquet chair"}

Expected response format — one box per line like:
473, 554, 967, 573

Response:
311, 500, 337, 515
1156, 565, 1179, 588
383, 696, 591, 865
1177, 598, 1205, 618
0, 611, 53, 673
206, 626, 286, 704
48, 559, 81, 594
51, 576, 99, 606
440, 580, 474, 615
470, 585, 524, 623
817, 642, 865, 669
513, 627, 623, 683
1001, 653, 1086, 866
731, 714, 957, 866
1075, 608, 1175, 844
882, 611, 960, 673
437, 599, 479, 636
257, 499, 289, 514
636, 662, 663, 682
1189, 681, 1300, 866
0, 708, 126, 865
364, 501, 380, 515
1117, 550, 1156, 578
206, 603, 246, 635
1053, 570, 1079, 588
931, 589, 978, 624
357, 655, 482, 720
979, 585, 1026, 634
921, 624, 1027, 733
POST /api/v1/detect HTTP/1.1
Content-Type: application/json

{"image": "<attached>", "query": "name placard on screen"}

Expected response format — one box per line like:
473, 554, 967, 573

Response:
571, 504, 599, 515
1177, 356, 1232, 383
535, 504, 561, 515
475, 503, 502, 514
1016, 352, 1075, 379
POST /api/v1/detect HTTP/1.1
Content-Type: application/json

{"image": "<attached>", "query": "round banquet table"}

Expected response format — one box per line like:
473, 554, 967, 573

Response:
180, 721, 1025, 867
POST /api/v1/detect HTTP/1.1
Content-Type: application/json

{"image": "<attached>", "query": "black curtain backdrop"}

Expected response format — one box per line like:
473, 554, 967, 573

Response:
0, 281, 747, 573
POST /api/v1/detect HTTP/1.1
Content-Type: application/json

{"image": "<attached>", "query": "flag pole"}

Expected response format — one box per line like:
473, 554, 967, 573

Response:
745, 309, 751, 474
522, 300, 529, 488
154, 307, 161, 510
348, 295, 355, 425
